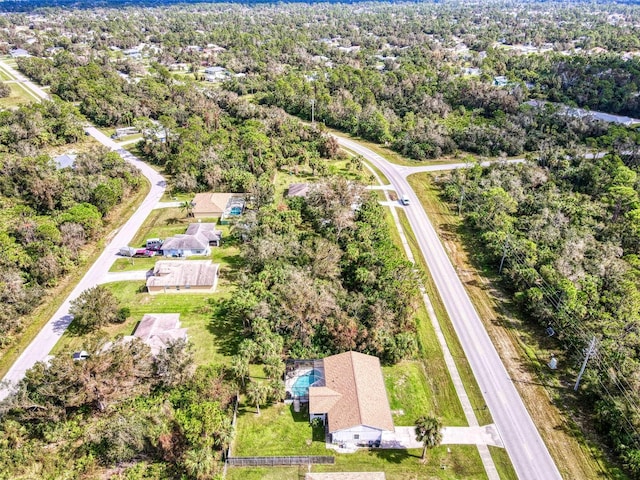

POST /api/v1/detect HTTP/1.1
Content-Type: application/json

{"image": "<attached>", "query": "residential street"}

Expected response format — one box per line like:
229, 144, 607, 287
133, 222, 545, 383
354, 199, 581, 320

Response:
0, 123, 166, 402
335, 136, 563, 480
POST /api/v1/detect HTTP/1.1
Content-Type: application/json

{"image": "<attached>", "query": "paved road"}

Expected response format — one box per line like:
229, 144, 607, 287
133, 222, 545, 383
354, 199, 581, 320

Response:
336, 136, 562, 480
0, 57, 48, 100
0, 127, 165, 402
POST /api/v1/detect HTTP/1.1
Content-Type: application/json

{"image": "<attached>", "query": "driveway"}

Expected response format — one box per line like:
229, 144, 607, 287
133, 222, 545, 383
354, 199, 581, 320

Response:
380, 425, 503, 449
99, 270, 150, 284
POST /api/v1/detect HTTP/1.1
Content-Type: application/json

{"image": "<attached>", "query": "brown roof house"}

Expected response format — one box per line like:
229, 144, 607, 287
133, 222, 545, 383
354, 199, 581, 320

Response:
146, 260, 219, 295
305, 351, 394, 446
192, 192, 244, 219
161, 222, 222, 257
132, 313, 187, 356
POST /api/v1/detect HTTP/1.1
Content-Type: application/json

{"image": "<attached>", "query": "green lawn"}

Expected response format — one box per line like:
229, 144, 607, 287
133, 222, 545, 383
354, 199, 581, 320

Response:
0, 82, 36, 108
52, 280, 240, 367
58, 206, 243, 366
233, 402, 327, 457
227, 444, 487, 480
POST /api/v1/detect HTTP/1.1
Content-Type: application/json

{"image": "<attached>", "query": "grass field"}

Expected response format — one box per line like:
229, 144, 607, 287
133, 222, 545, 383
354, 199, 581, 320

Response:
0, 82, 36, 108
52, 275, 239, 367
406, 172, 626, 480
58, 206, 242, 367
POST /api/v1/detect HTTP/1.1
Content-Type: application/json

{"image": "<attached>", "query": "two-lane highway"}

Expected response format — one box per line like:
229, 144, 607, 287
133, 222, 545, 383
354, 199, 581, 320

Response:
337, 136, 562, 480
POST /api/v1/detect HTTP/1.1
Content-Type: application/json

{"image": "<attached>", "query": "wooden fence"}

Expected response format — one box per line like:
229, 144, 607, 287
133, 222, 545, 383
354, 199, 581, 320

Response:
227, 456, 335, 467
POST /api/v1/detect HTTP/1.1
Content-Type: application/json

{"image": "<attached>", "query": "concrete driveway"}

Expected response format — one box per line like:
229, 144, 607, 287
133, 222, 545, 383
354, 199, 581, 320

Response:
380, 425, 503, 449
99, 270, 150, 284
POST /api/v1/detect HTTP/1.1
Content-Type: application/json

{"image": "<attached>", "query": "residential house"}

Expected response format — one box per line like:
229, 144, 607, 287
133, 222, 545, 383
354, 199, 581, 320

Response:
132, 313, 187, 356
10, 48, 30, 58
146, 260, 219, 295
192, 192, 239, 219
160, 222, 222, 257
286, 183, 311, 198
493, 76, 509, 87
306, 351, 394, 446
53, 153, 76, 170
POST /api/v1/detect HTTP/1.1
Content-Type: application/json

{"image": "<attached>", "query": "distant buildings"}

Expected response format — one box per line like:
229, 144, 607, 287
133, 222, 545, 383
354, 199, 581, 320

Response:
10, 48, 30, 58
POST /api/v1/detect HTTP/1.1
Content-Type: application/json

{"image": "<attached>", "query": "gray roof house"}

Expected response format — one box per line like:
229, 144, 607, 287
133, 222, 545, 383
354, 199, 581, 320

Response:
53, 153, 77, 170
132, 313, 187, 356
10, 48, 30, 58
146, 260, 219, 295
161, 223, 222, 257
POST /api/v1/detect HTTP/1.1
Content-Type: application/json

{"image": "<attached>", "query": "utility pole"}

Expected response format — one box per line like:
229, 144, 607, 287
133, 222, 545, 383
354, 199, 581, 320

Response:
574, 336, 597, 391
310, 99, 315, 124
499, 238, 508, 274
457, 186, 465, 216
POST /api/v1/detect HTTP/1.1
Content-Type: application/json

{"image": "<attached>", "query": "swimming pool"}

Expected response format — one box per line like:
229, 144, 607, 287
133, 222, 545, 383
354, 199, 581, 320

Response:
229, 206, 242, 215
291, 369, 322, 397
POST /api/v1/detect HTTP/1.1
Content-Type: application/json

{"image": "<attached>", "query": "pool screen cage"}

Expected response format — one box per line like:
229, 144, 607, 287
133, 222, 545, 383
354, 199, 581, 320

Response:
285, 359, 326, 401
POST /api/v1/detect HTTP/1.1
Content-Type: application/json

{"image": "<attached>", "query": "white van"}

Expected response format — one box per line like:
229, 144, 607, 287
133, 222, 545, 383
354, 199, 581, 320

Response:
146, 238, 163, 250
401, 195, 410, 206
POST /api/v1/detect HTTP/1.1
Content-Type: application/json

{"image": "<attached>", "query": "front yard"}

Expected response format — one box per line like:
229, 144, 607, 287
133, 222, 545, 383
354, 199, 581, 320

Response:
55, 207, 243, 368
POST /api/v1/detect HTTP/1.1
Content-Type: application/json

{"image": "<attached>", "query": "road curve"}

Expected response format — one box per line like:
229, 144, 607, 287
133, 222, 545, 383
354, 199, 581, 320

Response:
336, 136, 562, 480
0, 128, 165, 402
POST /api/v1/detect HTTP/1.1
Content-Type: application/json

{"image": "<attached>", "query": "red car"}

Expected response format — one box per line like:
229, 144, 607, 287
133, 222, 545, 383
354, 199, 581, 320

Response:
133, 249, 156, 258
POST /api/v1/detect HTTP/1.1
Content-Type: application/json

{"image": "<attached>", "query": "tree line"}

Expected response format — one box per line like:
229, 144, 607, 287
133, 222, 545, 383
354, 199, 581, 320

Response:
441, 151, 640, 477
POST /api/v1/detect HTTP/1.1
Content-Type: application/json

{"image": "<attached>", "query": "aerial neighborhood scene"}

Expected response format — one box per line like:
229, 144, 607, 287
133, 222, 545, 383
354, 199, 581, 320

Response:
1, 0, 640, 479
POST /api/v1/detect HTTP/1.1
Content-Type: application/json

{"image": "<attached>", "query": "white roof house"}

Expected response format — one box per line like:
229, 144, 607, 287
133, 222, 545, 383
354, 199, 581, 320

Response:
160, 222, 222, 257
146, 260, 219, 295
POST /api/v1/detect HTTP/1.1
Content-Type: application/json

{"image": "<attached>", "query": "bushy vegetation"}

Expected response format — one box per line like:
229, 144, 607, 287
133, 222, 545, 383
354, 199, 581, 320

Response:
0, 102, 141, 351
441, 153, 640, 476
0, 342, 234, 479
224, 179, 420, 367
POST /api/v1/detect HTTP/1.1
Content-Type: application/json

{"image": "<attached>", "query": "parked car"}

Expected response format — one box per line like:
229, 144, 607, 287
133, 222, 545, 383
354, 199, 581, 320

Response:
146, 238, 163, 250
119, 246, 137, 257
72, 351, 90, 361
133, 249, 156, 258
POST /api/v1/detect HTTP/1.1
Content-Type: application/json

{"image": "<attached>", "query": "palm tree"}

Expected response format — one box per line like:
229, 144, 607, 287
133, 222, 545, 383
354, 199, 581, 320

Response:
415, 415, 443, 463
246, 380, 269, 416
180, 200, 195, 218
230, 354, 250, 388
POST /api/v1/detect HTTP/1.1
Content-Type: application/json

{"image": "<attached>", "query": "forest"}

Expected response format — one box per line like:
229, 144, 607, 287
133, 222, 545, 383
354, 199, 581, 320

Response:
441, 153, 640, 475
1, 0, 640, 477
0, 100, 142, 352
